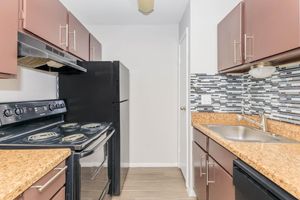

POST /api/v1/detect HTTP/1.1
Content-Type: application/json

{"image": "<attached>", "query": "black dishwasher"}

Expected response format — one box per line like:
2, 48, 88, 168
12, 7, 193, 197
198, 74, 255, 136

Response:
233, 160, 297, 200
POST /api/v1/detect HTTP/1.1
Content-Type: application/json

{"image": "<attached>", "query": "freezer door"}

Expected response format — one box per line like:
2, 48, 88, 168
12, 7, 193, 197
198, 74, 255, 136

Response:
119, 62, 129, 102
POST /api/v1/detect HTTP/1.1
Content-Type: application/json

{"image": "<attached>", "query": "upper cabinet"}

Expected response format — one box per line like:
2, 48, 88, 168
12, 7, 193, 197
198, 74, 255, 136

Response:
0, 0, 18, 77
0, 0, 102, 79
218, 2, 243, 71
89, 34, 102, 61
21, 0, 68, 50
218, 0, 300, 72
68, 13, 90, 61
244, 0, 300, 63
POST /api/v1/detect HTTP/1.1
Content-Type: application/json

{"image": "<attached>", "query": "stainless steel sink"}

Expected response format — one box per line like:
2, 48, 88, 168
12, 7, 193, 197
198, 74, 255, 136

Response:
205, 125, 299, 143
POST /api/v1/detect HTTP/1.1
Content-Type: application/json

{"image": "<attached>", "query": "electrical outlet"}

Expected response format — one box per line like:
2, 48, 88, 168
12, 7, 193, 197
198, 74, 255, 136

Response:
201, 94, 212, 105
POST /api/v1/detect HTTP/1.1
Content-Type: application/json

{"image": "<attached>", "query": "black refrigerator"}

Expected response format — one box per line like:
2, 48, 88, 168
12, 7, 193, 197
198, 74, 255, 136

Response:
59, 61, 129, 196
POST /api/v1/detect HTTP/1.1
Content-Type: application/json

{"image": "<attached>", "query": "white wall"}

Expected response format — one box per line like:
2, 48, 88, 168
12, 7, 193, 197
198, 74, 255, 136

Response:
87, 25, 179, 166
0, 67, 57, 103
190, 0, 240, 74
179, 1, 191, 39
178, 0, 241, 195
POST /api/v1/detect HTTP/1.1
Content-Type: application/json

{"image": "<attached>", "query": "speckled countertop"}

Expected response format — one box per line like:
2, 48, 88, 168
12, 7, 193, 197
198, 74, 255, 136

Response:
0, 149, 71, 200
192, 112, 300, 199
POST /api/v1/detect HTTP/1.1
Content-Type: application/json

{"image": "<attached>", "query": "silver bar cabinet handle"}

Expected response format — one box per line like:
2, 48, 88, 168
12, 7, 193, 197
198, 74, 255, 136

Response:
31, 166, 67, 192
244, 34, 248, 61
200, 155, 206, 177
233, 40, 237, 64
244, 34, 254, 62
73, 30, 77, 51
59, 24, 69, 48
206, 160, 215, 185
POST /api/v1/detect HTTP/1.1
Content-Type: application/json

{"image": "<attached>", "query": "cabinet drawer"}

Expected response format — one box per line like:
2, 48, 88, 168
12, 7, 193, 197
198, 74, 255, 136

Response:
23, 161, 66, 200
193, 128, 208, 151
52, 187, 65, 200
209, 139, 237, 175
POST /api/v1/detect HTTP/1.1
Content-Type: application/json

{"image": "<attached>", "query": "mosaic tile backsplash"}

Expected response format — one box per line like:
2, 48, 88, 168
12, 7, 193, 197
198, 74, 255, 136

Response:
190, 65, 300, 125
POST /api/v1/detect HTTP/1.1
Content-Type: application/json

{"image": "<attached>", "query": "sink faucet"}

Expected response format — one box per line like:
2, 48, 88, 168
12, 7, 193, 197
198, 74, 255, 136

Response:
237, 111, 268, 132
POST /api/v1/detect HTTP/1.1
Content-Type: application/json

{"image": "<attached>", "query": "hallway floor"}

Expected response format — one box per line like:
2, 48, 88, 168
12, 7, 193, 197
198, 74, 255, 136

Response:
112, 168, 196, 200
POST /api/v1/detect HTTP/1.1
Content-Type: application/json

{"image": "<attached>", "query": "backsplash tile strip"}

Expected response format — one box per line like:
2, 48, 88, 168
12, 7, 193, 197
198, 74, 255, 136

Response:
190, 65, 300, 125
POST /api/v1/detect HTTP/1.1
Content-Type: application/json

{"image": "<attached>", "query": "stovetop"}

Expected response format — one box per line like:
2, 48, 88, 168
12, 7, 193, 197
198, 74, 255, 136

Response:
0, 121, 112, 151
0, 100, 113, 151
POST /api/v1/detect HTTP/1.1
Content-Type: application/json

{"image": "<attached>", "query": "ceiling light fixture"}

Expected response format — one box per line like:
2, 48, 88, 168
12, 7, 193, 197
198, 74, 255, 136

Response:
138, 0, 154, 15
249, 62, 276, 79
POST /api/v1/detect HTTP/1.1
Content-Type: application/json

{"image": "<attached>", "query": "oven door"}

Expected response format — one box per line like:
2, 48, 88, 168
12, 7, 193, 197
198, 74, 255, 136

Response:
79, 130, 114, 200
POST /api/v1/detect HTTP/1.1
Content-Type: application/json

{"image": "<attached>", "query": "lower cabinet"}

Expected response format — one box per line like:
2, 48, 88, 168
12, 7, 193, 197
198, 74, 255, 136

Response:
193, 128, 236, 200
193, 142, 207, 200
208, 157, 235, 200
15, 161, 67, 200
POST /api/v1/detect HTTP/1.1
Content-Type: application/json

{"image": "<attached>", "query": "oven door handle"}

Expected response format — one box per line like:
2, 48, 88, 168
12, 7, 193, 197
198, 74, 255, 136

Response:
80, 129, 115, 158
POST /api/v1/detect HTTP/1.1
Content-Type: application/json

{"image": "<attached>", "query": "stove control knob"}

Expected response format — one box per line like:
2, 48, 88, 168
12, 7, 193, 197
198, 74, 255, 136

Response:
55, 104, 60, 109
49, 104, 56, 111
60, 103, 65, 108
4, 109, 13, 117
15, 108, 23, 115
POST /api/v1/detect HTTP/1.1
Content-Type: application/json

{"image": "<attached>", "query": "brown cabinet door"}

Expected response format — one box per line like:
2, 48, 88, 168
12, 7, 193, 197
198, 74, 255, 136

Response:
0, 0, 18, 76
244, 0, 300, 62
208, 157, 235, 200
218, 2, 243, 71
193, 142, 207, 200
90, 34, 102, 61
51, 187, 65, 200
208, 139, 237, 176
22, 0, 68, 50
68, 13, 90, 61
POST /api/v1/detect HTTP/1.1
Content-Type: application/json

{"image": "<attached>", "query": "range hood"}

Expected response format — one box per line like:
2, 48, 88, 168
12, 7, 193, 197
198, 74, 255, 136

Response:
18, 32, 87, 73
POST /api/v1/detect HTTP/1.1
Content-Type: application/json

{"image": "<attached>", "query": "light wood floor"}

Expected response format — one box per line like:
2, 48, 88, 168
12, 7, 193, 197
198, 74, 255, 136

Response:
112, 168, 196, 200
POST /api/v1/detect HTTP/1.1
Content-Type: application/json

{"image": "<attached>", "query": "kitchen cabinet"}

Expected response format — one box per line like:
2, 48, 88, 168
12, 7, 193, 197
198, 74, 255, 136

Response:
193, 142, 207, 200
68, 13, 90, 61
0, 0, 18, 77
90, 34, 102, 61
209, 139, 237, 175
193, 128, 236, 200
208, 157, 235, 200
21, 0, 68, 50
16, 161, 67, 200
218, 2, 243, 71
243, 0, 300, 63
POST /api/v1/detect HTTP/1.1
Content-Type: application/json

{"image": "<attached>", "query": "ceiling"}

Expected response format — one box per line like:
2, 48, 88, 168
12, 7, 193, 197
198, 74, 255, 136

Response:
60, 0, 189, 25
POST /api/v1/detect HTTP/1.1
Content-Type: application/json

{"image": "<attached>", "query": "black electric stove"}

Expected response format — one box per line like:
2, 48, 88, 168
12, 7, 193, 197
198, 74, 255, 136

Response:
0, 120, 111, 150
0, 100, 114, 200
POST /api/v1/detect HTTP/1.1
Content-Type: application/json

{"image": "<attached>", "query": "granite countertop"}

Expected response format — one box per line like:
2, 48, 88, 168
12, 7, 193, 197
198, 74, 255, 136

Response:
0, 149, 71, 200
192, 112, 300, 199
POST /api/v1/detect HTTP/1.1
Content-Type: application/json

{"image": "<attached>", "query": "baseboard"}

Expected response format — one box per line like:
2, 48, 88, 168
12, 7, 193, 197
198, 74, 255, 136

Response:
129, 163, 178, 167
